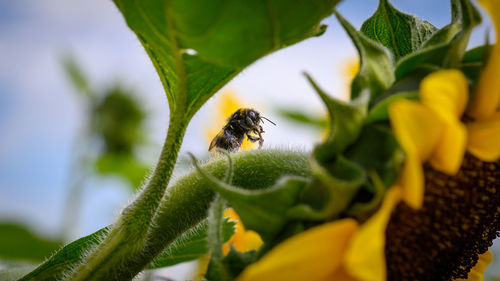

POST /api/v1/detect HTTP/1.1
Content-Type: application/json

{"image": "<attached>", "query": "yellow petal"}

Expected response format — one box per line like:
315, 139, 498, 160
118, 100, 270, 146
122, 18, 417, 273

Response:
466, 111, 500, 161
400, 151, 425, 209
454, 250, 493, 281
468, 0, 500, 119
429, 121, 467, 174
345, 187, 402, 281
420, 69, 469, 121
237, 219, 359, 281
389, 100, 444, 208
224, 208, 263, 255
389, 100, 444, 161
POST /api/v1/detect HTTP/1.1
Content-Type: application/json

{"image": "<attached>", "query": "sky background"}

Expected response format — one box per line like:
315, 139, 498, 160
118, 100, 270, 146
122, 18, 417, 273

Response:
0, 0, 498, 280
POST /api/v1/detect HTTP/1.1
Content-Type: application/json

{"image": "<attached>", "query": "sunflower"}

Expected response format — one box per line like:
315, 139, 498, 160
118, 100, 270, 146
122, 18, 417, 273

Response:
233, 0, 500, 280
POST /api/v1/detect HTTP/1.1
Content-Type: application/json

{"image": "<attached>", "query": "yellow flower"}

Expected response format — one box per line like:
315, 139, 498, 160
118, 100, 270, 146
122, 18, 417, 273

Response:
387, 0, 500, 211
237, 188, 402, 281
205, 90, 255, 151
340, 57, 360, 101
389, 65, 500, 210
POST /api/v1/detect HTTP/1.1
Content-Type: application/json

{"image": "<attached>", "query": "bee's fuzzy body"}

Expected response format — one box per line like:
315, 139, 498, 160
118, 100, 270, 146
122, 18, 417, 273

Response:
209, 108, 274, 152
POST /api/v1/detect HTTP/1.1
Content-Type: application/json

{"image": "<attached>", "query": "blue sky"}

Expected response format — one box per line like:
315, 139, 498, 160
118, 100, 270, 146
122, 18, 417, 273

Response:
0, 0, 498, 279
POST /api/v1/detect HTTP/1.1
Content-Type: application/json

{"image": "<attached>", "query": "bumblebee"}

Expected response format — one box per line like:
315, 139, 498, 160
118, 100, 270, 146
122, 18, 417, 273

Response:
209, 108, 276, 152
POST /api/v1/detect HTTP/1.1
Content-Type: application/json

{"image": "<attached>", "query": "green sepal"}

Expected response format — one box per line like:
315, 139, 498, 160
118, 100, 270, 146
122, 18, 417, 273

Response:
360, 0, 437, 61
190, 156, 308, 242
365, 91, 418, 124
460, 44, 492, 88
344, 123, 404, 189
395, 0, 481, 80
345, 171, 387, 221
287, 155, 365, 220
306, 74, 369, 163
335, 11, 395, 101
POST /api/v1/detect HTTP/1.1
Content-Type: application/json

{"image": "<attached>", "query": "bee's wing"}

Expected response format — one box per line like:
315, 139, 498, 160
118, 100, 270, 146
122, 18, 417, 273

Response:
208, 131, 223, 152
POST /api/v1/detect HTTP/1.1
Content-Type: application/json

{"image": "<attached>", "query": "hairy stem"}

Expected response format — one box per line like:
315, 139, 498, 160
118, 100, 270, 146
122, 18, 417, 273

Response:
78, 149, 309, 280
206, 194, 232, 281
68, 112, 187, 281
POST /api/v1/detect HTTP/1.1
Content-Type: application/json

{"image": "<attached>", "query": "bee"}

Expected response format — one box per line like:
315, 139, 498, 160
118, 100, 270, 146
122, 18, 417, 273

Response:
209, 108, 276, 152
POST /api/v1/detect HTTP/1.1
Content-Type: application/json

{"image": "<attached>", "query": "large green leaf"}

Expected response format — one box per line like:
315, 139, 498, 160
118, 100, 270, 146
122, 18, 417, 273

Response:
113, 0, 339, 118
0, 223, 62, 262
20, 227, 110, 281
360, 0, 437, 61
395, 0, 481, 79
335, 11, 395, 102
20, 219, 234, 280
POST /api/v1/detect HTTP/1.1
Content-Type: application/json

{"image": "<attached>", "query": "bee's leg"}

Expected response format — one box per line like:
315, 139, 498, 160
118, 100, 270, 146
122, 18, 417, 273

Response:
256, 130, 264, 148
246, 134, 260, 142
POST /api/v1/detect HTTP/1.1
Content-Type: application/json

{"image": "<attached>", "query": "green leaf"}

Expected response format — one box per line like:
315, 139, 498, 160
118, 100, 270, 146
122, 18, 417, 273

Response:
113, 0, 340, 119
360, 0, 437, 61
0, 223, 62, 262
395, 0, 481, 79
20, 226, 110, 281
335, 11, 395, 101
147, 219, 235, 269
276, 108, 328, 130
20, 219, 234, 280
306, 74, 369, 163
191, 155, 308, 242
365, 91, 418, 124
95, 153, 150, 189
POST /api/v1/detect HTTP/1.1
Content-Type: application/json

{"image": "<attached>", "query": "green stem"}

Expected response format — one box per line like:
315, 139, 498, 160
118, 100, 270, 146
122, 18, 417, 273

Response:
206, 194, 232, 281
68, 112, 187, 281
68, 149, 310, 281
141, 149, 312, 266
